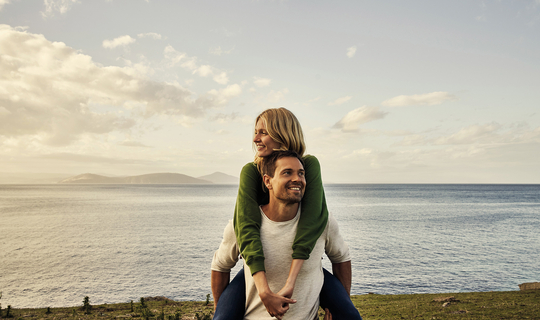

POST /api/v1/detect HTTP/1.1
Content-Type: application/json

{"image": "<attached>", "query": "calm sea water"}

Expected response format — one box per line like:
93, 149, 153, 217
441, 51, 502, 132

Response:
1, 184, 539, 308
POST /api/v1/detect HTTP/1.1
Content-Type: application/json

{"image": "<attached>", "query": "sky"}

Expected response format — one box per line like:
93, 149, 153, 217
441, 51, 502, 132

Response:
0, 0, 539, 183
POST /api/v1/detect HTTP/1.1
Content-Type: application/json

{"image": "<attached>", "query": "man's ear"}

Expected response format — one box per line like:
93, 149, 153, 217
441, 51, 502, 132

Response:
263, 174, 272, 190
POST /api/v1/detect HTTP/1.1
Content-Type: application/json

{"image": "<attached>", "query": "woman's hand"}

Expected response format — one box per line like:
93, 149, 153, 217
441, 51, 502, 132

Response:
259, 290, 296, 319
277, 281, 294, 299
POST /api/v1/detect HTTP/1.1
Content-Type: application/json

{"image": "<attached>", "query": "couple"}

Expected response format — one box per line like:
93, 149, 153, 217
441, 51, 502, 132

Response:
211, 108, 362, 320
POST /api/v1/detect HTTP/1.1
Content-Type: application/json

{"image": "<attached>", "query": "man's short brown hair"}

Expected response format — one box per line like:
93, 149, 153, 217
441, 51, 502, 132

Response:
261, 150, 304, 178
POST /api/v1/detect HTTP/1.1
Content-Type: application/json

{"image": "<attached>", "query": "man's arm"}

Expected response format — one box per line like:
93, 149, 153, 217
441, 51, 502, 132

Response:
211, 270, 230, 311
331, 261, 352, 295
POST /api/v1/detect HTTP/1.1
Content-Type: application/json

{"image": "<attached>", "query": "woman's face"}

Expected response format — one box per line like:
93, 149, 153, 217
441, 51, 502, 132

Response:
254, 119, 281, 157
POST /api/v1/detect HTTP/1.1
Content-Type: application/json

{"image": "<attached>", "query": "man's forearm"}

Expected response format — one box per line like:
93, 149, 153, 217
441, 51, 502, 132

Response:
211, 270, 230, 309
332, 261, 352, 295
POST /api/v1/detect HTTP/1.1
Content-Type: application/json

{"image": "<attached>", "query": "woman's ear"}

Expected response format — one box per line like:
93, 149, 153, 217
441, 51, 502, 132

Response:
263, 174, 272, 190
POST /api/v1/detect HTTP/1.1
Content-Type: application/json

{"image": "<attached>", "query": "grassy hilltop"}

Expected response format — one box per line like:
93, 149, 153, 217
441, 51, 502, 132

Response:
2, 291, 539, 320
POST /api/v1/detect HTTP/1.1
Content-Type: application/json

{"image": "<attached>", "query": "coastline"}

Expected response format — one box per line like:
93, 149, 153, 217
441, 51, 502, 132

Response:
4, 290, 539, 320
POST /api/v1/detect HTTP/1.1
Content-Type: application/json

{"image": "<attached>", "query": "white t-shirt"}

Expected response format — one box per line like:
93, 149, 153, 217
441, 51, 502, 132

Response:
211, 206, 350, 320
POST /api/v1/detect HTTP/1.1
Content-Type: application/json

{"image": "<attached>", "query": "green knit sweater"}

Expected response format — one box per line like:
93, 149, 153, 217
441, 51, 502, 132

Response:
233, 155, 329, 275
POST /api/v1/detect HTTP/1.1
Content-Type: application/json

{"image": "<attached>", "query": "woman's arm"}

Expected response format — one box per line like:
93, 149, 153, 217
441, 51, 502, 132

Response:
293, 155, 329, 259
233, 163, 269, 275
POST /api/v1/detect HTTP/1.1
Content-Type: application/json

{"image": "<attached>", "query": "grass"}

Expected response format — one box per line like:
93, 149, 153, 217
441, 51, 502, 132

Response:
3, 291, 539, 320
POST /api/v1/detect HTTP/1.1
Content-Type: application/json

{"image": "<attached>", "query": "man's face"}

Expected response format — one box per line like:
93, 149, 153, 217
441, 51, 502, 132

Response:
266, 156, 306, 204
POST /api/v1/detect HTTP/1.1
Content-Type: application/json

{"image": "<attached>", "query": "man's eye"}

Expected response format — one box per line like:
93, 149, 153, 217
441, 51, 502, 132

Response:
299, 172, 305, 177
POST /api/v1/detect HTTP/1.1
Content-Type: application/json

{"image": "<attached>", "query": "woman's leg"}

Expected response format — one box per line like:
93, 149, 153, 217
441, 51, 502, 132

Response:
319, 268, 362, 320
213, 268, 246, 320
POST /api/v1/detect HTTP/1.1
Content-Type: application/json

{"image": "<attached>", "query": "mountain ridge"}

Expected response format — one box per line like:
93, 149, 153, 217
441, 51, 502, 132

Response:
57, 172, 238, 184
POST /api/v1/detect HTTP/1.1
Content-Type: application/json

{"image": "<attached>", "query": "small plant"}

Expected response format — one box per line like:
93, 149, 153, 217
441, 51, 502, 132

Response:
5, 305, 13, 318
205, 293, 211, 306
195, 311, 213, 320
138, 297, 152, 320
156, 307, 165, 320
139, 297, 147, 310
45, 306, 52, 314
130, 300, 134, 312
140, 307, 152, 320
71, 308, 77, 317
82, 296, 92, 314
0, 291, 2, 317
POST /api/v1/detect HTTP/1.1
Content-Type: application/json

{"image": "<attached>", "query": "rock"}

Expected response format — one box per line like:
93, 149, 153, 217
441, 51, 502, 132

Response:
433, 296, 458, 302
518, 282, 540, 291
442, 302, 451, 308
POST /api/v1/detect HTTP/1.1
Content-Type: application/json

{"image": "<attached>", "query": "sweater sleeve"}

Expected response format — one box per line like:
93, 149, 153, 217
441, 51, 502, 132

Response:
293, 155, 329, 260
233, 162, 269, 275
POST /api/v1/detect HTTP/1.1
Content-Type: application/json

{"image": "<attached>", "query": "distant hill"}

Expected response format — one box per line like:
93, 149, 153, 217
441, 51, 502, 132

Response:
197, 172, 239, 184
58, 173, 212, 184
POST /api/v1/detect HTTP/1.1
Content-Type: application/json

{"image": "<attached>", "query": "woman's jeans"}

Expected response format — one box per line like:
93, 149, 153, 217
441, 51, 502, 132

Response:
213, 268, 362, 320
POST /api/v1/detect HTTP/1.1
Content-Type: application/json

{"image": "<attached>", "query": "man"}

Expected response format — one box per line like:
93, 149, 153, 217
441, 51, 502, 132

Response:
211, 151, 361, 319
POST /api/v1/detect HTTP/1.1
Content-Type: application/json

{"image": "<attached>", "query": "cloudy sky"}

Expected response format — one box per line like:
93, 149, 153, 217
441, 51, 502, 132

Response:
1, 0, 539, 183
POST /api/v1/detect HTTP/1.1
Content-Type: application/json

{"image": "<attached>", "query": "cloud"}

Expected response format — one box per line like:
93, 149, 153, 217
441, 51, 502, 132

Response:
102, 35, 136, 49
0, 25, 213, 145
118, 141, 152, 148
253, 77, 271, 87
0, 0, 10, 11
333, 106, 388, 132
434, 123, 503, 145
346, 46, 357, 58
38, 152, 147, 164
328, 96, 352, 106
268, 88, 289, 103
209, 46, 234, 56
381, 92, 457, 107
137, 32, 164, 40
207, 84, 243, 105
42, 0, 79, 17
164, 45, 229, 84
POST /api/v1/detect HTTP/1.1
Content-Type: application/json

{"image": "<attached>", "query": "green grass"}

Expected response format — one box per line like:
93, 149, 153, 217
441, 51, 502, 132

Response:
4, 291, 540, 320
346, 290, 540, 320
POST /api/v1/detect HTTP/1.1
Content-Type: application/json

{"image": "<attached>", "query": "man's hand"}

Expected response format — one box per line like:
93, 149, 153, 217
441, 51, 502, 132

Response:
323, 308, 332, 320
259, 290, 296, 319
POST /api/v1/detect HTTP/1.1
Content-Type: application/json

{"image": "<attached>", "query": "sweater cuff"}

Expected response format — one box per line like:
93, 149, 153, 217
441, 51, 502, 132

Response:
247, 258, 266, 275
291, 245, 311, 260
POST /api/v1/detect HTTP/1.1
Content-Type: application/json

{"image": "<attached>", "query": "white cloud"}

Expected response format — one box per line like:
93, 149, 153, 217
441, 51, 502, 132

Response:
332, 106, 388, 132
268, 88, 289, 103
207, 84, 243, 105
253, 77, 271, 87
381, 91, 457, 107
434, 123, 503, 145
42, 0, 79, 17
346, 46, 357, 58
164, 45, 229, 84
328, 96, 352, 106
102, 35, 136, 49
0, 0, 10, 11
0, 25, 213, 146
137, 32, 163, 40
209, 46, 234, 56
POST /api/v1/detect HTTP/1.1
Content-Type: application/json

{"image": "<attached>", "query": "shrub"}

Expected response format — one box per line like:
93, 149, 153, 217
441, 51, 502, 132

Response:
82, 296, 91, 314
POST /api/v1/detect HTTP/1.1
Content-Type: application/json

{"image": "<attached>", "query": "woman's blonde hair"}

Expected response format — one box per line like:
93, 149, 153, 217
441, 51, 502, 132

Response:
254, 107, 306, 168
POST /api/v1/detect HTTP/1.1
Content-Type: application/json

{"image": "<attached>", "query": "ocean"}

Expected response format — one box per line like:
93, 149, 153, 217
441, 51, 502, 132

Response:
0, 184, 538, 308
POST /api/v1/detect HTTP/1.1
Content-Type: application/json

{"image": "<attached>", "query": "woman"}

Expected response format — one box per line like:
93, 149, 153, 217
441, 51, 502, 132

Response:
214, 108, 361, 320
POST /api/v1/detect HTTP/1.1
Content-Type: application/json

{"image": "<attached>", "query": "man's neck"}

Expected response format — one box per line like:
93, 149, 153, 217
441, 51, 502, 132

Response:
261, 200, 299, 222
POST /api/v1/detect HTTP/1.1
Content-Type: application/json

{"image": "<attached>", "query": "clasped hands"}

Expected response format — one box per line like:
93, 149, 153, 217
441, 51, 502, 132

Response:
258, 282, 296, 320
